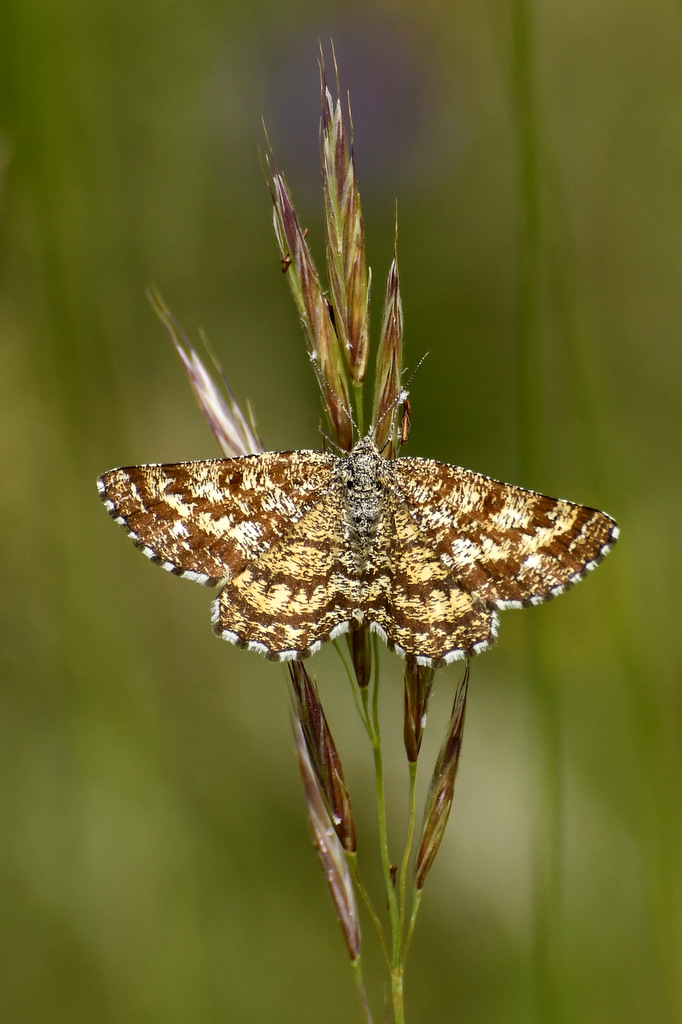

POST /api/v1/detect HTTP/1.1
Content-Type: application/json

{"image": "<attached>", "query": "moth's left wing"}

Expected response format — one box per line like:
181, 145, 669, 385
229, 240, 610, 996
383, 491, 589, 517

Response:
392, 458, 619, 609
98, 450, 335, 585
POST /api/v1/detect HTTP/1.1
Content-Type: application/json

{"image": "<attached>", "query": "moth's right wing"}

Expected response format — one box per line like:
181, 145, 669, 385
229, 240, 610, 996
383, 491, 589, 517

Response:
97, 450, 336, 585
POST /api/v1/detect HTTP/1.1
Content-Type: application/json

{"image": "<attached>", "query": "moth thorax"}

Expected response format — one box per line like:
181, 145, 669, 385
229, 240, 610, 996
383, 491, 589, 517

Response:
340, 445, 385, 549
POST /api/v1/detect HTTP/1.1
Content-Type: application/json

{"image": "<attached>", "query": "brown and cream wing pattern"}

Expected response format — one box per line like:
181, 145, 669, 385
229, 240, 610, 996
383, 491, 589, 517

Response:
392, 457, 619, 609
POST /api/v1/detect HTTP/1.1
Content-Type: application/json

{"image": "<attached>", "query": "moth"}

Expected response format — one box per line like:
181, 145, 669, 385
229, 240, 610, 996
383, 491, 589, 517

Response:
98, 435, 618, 666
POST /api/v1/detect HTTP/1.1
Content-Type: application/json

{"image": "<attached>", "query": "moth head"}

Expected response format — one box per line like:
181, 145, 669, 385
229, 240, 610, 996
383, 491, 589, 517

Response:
341, 437, 387, 496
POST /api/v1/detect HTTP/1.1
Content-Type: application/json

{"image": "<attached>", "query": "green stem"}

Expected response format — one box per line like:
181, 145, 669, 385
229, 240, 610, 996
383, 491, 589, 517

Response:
391, 967, 405, 1024
403, 889, 422, 962
347, 852, 390, 965
350, 956, 374, 1024
398, 760, 419, 946
368, 655, 408, 1024
334, 639, 373, 739
371, 714, 402, 965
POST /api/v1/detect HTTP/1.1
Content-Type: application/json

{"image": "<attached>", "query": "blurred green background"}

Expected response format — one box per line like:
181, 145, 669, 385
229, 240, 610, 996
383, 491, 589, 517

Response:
1, 1, 680, 1022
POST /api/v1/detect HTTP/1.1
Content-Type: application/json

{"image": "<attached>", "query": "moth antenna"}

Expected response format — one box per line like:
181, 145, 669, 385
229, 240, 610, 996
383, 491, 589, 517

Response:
312, 357, 359, 437
371, 351, 430, 448
375, 387, 411, 454
374, 387, 409, 432
317, 423, 342, 455
403, 351, 430, 390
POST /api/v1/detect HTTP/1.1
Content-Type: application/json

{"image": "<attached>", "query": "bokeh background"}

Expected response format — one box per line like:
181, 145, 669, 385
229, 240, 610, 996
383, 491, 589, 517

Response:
1, 2, 680, 1022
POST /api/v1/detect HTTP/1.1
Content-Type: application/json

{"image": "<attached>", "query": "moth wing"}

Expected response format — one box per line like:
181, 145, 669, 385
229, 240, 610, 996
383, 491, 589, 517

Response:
364, 499, 498, 664
214, 485, 359, 659
98, 450, 335, 585
392, 458, 619, 609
